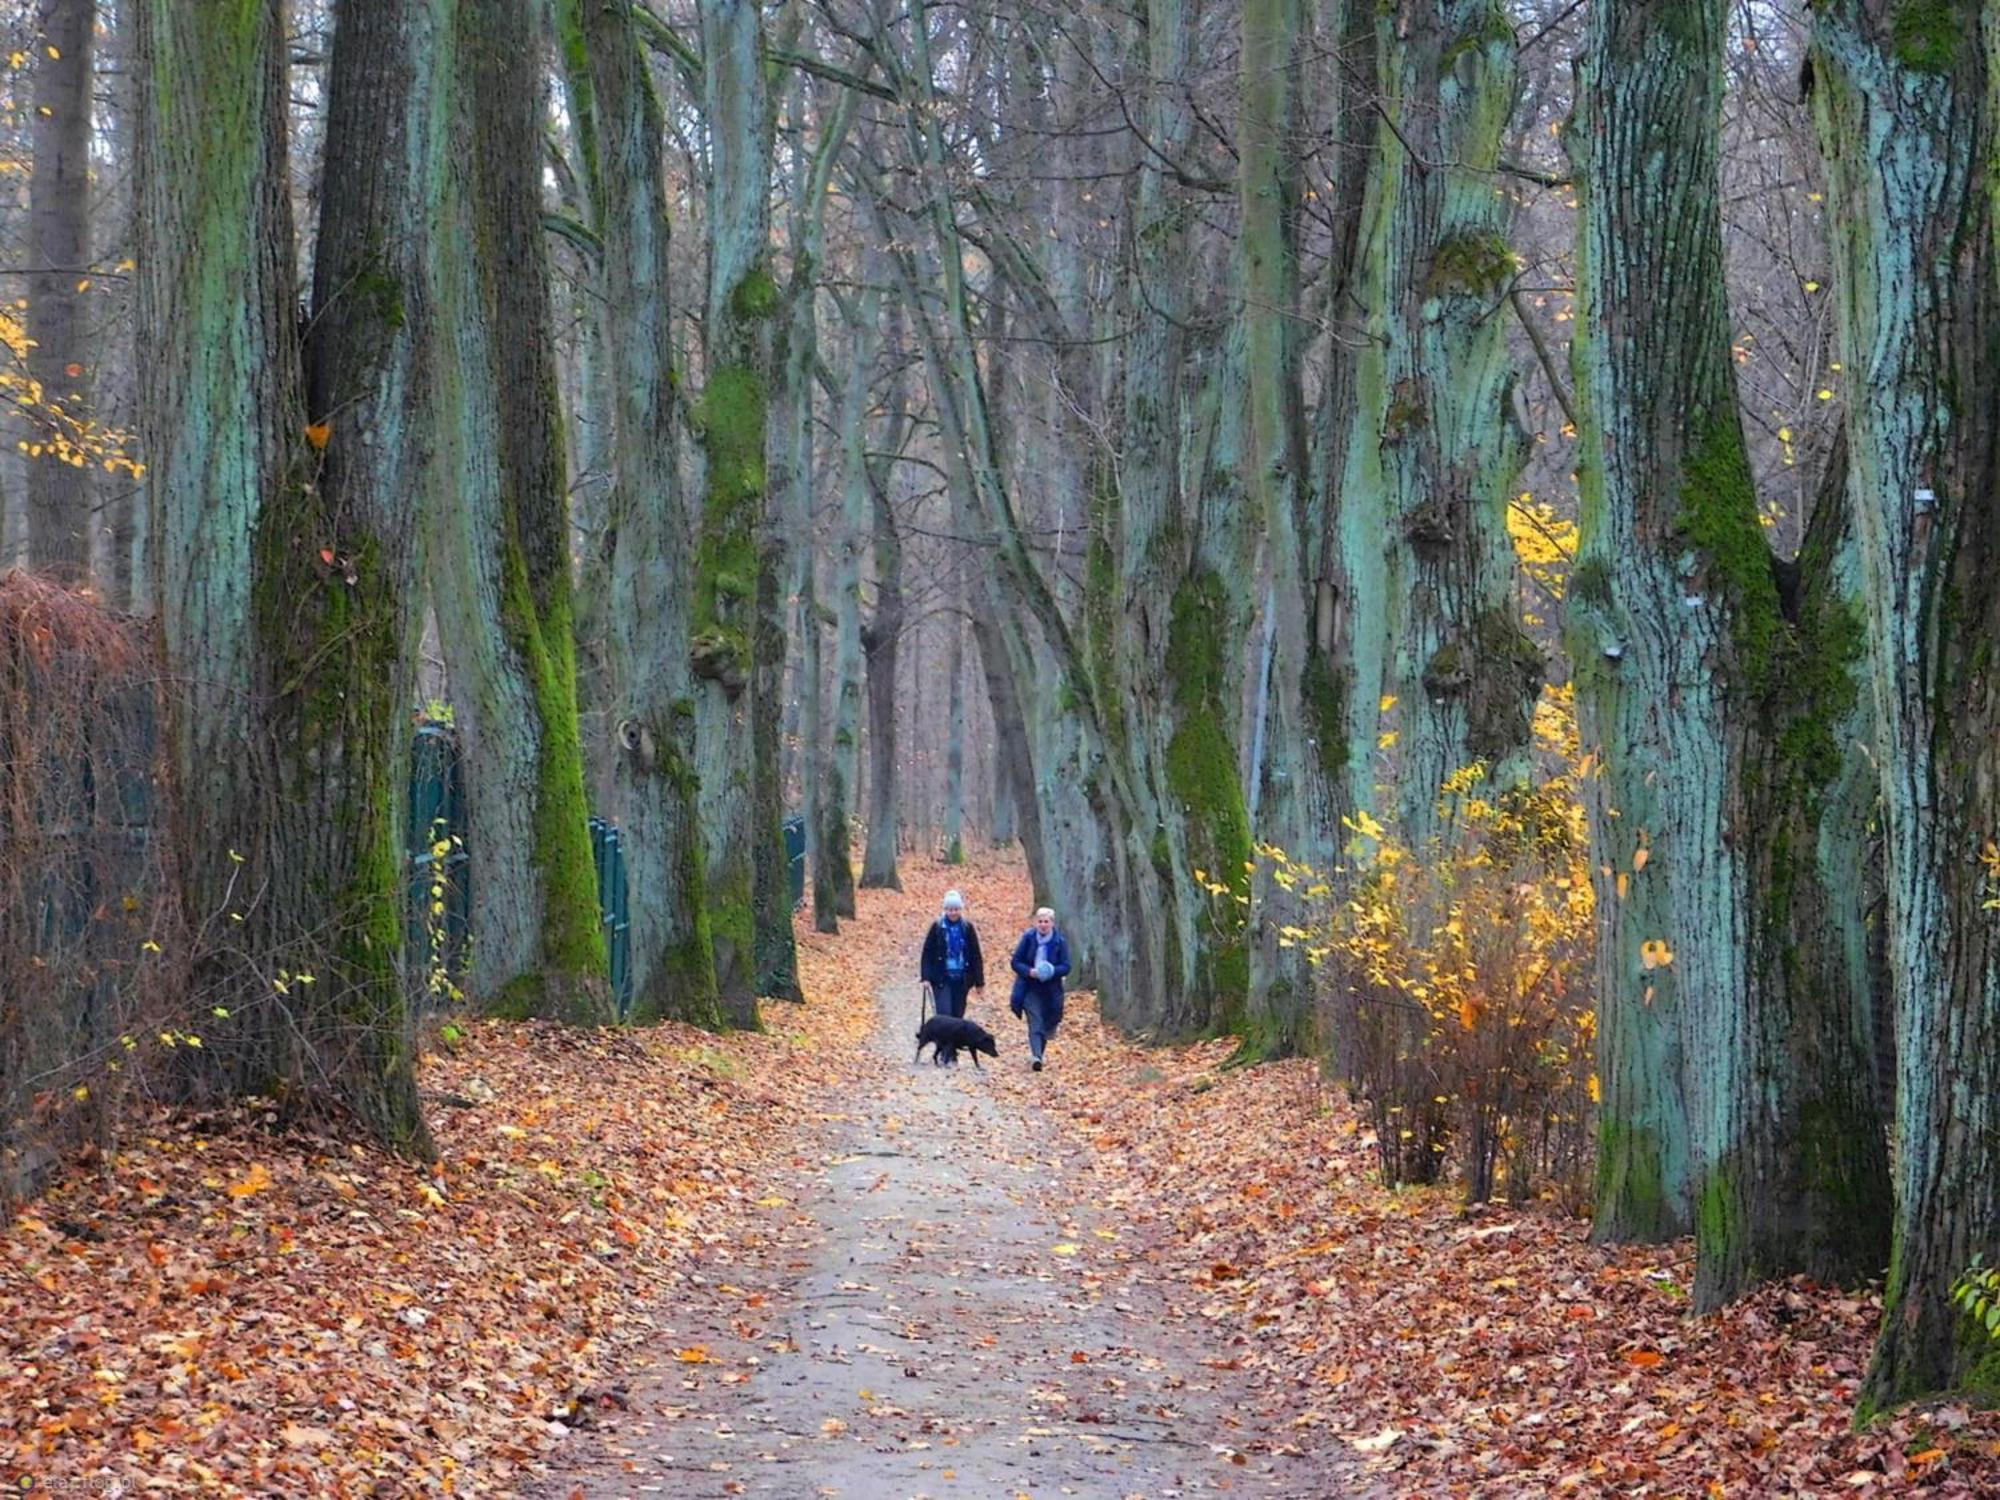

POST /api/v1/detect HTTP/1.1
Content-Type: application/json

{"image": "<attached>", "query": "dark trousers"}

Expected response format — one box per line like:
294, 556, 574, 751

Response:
931, 974, 970, 1019
1022, 992, 1059, 1060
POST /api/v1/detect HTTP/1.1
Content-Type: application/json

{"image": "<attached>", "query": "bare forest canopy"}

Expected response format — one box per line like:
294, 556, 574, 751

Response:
1, 0, 1998, 1426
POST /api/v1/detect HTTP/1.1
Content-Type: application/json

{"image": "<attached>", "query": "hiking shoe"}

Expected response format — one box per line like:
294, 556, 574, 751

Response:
1031, 1058, 1044, 1072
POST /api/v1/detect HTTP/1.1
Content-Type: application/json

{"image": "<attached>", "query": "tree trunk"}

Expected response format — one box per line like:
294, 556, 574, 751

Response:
427, 0, 607, 1022
1567, 0, 1781, 1270
1240, 0, 1325, 1054
1734, 426, 1892, 1298
560, 0, 722, 1028
821, 279, 877, 920
25, 0, 94, 581
942, 615, 966, 863
136, 0, 432, 1152
1812, 0, 2000, 1410
858, 305, 907, 893
693, 0, 783, 1017
1357, 0, 1537, 848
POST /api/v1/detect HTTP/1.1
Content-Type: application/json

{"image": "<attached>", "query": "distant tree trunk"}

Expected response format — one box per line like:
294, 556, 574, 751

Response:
136, 0, 431, 1152
1354, 0, 1537, 847
693, 0, 785, 1015
821, 279, 877, 920
969, 593, 1042, 887
774, 81, 851, 940
1812, 0, 2000, 1410
942, 615, 966, 863
560, 0, 722, 1027
858, 306, 907, 893
428, 0, 607, 1021
25, 0, 94, 581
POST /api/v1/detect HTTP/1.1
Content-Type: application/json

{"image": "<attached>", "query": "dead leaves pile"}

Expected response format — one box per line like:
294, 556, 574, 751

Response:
0, 902, 889, 1494
1009, 998, 2000, 1498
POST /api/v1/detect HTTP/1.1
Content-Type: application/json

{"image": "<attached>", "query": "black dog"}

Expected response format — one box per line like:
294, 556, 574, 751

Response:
914, 1014, 999, 1069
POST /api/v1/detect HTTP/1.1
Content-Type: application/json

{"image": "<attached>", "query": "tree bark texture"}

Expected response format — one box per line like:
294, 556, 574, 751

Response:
427, 0, 608, 1021
137, 0, 434, 1152
1812, 0, 2000, 1409
1568, 0, 1751, 1248
1350, 0, 1538, 849
1241, 0, 1326, 1053
561, 0, 722, 1027
694, 0, 784, 1018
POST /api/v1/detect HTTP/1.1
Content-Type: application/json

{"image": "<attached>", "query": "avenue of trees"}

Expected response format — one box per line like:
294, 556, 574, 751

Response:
3, 0, 1997, 1416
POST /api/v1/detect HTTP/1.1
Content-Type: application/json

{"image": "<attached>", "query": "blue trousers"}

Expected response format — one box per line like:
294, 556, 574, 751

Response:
1021, 992, 1060, 1061
931, 974, 970, 1019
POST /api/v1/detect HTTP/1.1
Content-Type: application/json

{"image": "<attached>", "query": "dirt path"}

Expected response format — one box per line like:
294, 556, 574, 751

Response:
536, 970, 1347, 1499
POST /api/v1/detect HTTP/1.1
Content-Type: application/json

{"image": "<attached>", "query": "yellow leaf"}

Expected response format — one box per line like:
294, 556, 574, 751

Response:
1050, 1242, 1081, 1256
227, 1163, 274, 1198
676, 1345, 714, 1363
1587, 1073, 1602, 1104
1632, 847, 1650, 873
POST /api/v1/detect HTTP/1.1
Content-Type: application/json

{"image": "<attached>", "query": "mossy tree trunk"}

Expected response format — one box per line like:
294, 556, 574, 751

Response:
1240, 0, 1327, 1054
1092, 0, 1260, 1038
24, 0, 93, 581
1812, 0, 2000, 1410
1569, 0, 1889, 1295
136, 0, 433, 1153
772, 79, 851, 940
1351, 0, 1538, 848
1732, 427, 1891, 1302
427, 0, 607, 1023
559, 0, 722, 1028
693, 0, 784, 1017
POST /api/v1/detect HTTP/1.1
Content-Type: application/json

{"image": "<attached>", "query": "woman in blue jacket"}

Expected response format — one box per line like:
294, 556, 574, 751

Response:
1009, 907, 1071, 1071
918, 890, 985, 1020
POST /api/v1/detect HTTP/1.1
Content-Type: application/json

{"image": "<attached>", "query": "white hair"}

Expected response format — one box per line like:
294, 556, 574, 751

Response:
942, 890, 965, 910
1034, 907, 1055, 921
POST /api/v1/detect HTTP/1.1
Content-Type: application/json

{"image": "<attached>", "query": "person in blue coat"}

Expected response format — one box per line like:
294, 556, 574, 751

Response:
1009, 906, 1071, 1071
918, 889, 985, 1022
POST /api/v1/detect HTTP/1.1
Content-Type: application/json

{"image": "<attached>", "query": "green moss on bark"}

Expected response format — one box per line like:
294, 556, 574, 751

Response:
1164, 574, 1253, 1026
692, 364, 765, 687
1426, 229, 1517, 297
1595, 1118, 1671, 1240
1678, 414, 1780, 679
498, 536, 609, 989
1890, 0, 1966, 72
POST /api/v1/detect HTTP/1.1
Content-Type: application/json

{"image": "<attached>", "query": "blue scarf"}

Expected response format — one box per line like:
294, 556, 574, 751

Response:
944, 919, 966, 975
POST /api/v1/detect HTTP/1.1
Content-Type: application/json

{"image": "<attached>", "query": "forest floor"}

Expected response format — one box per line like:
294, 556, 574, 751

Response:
4, 851, 1999, 1497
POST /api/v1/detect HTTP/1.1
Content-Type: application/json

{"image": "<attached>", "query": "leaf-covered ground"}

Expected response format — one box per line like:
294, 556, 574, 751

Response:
0, 883, 895, 1494
5, 853, 1997, 1496
1010, 1010, 2000, 1498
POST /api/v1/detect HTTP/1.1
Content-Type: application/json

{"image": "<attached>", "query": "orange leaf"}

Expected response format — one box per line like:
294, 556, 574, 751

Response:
1910, 1448, 1947, 1464
305, 421, 332, 450
675, 1345, 713, 1363
227, 1163, 274, 1198
1624, 1349, 1665, 1368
